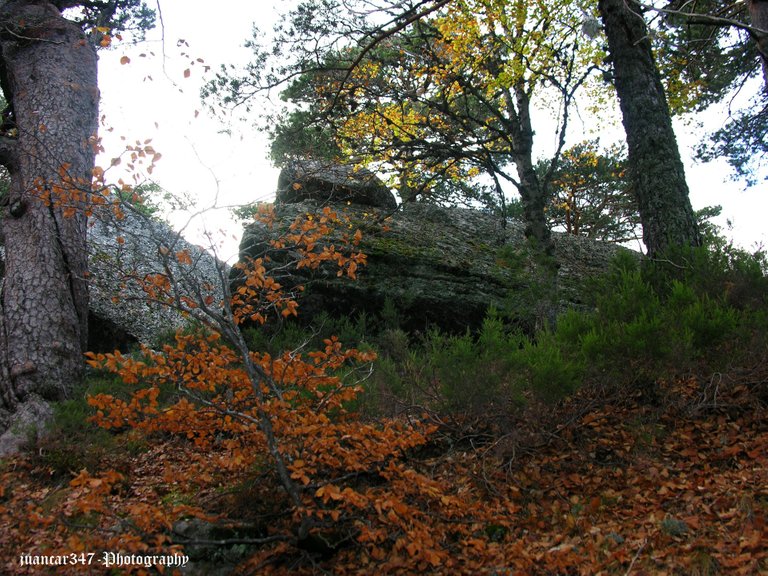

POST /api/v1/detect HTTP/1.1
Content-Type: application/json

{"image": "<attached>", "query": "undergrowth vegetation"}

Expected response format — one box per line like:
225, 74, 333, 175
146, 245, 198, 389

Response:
360, 244, 767, 423
1, 224, 766, 575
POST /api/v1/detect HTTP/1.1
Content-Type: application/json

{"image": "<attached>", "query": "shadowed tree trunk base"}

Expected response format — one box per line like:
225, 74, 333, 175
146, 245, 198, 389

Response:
0, 0, 99, 452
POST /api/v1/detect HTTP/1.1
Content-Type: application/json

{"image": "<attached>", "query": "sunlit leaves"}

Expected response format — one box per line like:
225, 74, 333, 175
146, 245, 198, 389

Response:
540, 139, 640, 243
231, 206, 366, 325
269, 0, 603, 211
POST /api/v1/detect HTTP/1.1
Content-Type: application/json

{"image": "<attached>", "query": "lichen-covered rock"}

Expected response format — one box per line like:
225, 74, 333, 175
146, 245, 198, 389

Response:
87, 206, 227, 350
235, 201, 636, 334
277, 159, 398, 210
0, 208, 226, 352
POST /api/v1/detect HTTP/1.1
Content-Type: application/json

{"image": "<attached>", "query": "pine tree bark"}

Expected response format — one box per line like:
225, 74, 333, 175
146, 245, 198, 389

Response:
0, 1, 97, 420
509, 80, 552, 253
749, 0, 768, 90
598, 0, 701, 257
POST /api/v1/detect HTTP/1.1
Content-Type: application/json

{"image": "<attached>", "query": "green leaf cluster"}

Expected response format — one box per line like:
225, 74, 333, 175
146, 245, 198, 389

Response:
536, 139, 640, 243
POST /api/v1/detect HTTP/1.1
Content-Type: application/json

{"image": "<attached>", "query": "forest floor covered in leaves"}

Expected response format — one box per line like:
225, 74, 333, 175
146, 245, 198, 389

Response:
0, 360, 766, 575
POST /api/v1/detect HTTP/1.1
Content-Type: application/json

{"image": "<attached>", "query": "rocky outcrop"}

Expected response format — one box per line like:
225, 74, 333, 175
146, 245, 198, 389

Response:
235, 200, 635, 334
87, 205, 227, 350
277, 159, 398, 210
0, 205, 226, 352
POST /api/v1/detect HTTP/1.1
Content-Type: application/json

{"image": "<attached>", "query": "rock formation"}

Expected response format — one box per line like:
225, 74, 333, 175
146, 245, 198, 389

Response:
235, 164, 634, 334
87, 205, 226, 350
0, 203, 226, 353
277, 159, 398, 210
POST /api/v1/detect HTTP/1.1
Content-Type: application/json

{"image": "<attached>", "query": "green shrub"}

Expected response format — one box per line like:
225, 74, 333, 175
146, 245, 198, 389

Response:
429, 329, 495, 412
558, 243, 767, 389
669, 281, 738, 354
643, 242, 767, 310
364, 308, 582, 415
242, 321, 318, 356
284, 241, 768, 417
513, 333, 583, 403
243, 311, 376, 356
426, 310, 524, 412
33, 374, 131, 477
379, 297, 402, 331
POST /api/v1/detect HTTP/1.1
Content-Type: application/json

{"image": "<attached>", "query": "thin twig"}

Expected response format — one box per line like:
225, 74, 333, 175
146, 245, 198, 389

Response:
624, 538, 647, 575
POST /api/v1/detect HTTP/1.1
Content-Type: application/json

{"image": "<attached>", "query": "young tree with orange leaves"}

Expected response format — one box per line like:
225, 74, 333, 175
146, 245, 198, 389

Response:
81, 202, 476, 570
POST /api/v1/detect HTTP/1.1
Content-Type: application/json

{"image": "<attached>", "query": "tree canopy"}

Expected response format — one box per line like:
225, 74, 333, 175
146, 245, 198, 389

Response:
652, 0, 768, 184
207, 0, 763, 255
207, 0, 602, 251
538, 140, 640, 244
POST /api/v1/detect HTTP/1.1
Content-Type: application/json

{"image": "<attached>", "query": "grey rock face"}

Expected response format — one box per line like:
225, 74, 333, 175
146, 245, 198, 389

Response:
276, 159, 398, 210
236, 201, 634, 334
0, 206, 227, 455
0, 204, 226, 351
87, 206, 227, 350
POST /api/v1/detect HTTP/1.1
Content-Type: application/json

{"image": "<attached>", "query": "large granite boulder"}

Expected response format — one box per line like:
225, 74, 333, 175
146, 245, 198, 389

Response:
235, 200, 635, 334
87, 206, 227, 350
277, 159, 398, 210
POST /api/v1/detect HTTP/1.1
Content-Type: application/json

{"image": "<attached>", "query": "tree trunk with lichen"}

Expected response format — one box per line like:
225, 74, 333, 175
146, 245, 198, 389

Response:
0, 0, 98, 447
750, 0, 768, 90
598, 0, 701, 257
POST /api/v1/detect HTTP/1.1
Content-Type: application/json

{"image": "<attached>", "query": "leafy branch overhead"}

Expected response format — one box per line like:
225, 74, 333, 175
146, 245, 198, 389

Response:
644, 0, 768, 183
206, 0, 605, 252
55, 0, 155, 37
208, 0, 768, 253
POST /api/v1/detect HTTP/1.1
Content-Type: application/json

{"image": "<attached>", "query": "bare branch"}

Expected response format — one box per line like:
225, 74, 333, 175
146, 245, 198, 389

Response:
641, 2, 767, 39
329, 0, 451, 109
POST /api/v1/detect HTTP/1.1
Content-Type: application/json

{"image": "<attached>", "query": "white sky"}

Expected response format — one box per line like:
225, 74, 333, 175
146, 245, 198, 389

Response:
96, 1, 767, 261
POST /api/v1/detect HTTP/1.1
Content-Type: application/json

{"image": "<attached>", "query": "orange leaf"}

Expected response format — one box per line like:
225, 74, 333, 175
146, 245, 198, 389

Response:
176, 250, 192, 265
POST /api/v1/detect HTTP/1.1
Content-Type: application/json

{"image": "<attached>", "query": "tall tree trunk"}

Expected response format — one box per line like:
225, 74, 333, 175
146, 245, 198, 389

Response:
508, 81, 552, 254
0, 0, 97, 429
598, 0, 701, 257
749, 0, 768, 90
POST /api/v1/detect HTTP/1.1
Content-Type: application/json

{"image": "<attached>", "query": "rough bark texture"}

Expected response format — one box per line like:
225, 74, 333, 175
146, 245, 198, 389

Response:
598, 0, 701, 257
750, 0, 768, 90
0, 1, 97, 420
508, 81, 552, 254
